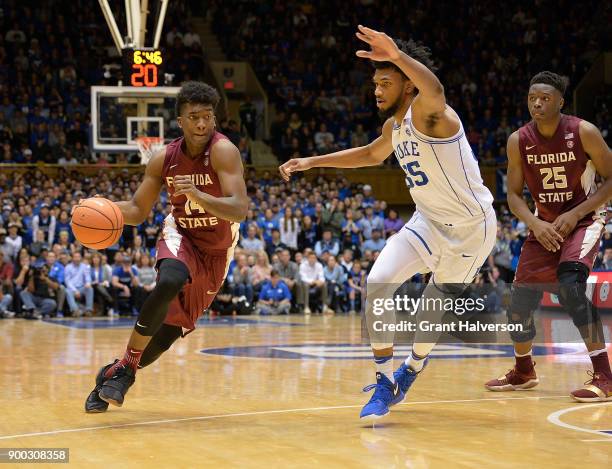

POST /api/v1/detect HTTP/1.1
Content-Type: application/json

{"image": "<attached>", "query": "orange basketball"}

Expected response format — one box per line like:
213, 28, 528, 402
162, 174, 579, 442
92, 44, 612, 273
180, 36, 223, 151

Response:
70, 198, 124, 249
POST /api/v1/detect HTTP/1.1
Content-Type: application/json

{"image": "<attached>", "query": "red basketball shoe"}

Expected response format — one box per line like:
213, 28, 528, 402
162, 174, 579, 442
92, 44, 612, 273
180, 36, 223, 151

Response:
485, 363, 539, 391
570, 371, 612, 402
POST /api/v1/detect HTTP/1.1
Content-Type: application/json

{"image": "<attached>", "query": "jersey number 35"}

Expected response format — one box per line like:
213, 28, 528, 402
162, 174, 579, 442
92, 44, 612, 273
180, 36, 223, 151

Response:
402, 161, 429, 188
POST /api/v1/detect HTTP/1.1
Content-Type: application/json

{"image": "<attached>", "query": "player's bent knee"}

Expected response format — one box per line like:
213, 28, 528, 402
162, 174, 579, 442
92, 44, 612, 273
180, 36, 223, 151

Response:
156, 259, 190, 299
507, 286, 541, 342
557, 261, 598, 328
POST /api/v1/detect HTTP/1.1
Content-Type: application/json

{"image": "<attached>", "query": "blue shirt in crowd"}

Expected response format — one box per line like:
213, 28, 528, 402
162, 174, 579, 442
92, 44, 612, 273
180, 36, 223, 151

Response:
64, 262, 91, 291
259, 280, 291, 302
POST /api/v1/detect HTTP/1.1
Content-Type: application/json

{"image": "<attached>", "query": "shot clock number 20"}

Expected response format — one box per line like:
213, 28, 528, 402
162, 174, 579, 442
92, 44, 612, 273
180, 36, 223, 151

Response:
122, 48, 164, 87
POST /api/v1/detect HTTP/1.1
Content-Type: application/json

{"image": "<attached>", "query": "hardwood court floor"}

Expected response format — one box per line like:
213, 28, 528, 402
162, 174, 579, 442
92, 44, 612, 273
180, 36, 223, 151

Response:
0, 314, 610, 468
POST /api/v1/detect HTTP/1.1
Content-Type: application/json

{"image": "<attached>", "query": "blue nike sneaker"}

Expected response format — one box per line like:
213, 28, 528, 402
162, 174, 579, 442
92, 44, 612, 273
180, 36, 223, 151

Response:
393, 358, 429, 401
360, 372, 405, 419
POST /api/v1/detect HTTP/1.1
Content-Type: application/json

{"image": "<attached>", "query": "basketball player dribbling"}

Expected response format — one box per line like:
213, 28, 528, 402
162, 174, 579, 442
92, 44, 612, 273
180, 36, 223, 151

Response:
85, 81, 248, 412
280, 26, 497, 419
486, 72, 612, 401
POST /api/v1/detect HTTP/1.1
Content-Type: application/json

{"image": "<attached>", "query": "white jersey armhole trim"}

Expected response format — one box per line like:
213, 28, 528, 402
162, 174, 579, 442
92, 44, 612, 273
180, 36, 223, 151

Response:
406, 104, 464, 144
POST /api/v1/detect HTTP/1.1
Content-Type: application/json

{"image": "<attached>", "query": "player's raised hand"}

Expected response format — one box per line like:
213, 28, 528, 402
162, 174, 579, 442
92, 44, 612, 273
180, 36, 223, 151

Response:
279, 158, 312, 182
355, 25, 401, 62
531, 219, 564, 252
551, 211, 579, 239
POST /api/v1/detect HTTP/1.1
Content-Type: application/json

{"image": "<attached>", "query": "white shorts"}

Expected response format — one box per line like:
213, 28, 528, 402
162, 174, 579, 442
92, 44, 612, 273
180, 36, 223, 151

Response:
368, 208, 497, 285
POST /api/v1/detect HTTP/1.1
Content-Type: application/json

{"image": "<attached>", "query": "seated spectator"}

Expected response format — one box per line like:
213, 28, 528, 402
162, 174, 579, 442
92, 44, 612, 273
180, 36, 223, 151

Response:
251, 251, 272, 296
209, 280, 237, 316
256, 270, 292, 315
321, 199, 345, 239
231, 253, 254, 303
297, 215, 319, 251
341, 209, 362, 245
240, 224, 265, 253
45, 251, 66, 317
32, 204, 56, 245
384, 208, 404, 236
347, 261, 367, 314
90, 252, 114, 316
279, 207, 300, 251
299, 251, 331, 314
257, 208, 279, 245
134, 253, 156, 311
64, 251, 93, 316
358, 206, 384, 240
323, 256, 347, 313
314, 229, 340, 258
362, 229, 386, 252
339, 249, 354, 274
29, 230, 50, 258
4, 223, 23, 262
20, 262, 59, 319
111, 252, 139, 315
274, 249, 303, 311
265, 229, 288, 259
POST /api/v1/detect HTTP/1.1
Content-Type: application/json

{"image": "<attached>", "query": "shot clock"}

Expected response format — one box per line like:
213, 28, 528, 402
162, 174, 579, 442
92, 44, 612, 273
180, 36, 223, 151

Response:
122, 48, 164, 87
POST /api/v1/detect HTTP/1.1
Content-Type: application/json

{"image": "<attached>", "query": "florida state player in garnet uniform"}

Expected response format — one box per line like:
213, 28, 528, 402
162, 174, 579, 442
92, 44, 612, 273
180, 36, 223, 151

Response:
486, 72, 612, 402
85, 82, 248, 412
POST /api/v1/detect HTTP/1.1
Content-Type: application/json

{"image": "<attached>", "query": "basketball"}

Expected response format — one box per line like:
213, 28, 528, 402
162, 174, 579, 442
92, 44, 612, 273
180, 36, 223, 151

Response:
70, 198, 124, 249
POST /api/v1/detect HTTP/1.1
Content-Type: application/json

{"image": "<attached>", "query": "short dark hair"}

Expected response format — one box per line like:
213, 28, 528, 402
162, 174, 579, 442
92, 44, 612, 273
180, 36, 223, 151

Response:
270, 269, 279, 277
372, 39, 437, 78
176, 81, 220, 115
530, 71, 569, 96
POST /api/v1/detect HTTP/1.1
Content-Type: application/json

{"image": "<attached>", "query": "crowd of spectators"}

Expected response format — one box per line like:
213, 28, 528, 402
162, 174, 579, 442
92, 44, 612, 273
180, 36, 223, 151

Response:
212, 0, 610, 164
1, 167, 611, 319
0, 0, 204, 165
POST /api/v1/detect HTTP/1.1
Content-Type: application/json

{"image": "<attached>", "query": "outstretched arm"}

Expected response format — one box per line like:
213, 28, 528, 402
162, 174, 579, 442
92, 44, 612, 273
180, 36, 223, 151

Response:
552, 120, 612, 237
279, 118, 394, 180
355, 25, 458, 138
174, 139, 248, 223
115, 150, 164, 225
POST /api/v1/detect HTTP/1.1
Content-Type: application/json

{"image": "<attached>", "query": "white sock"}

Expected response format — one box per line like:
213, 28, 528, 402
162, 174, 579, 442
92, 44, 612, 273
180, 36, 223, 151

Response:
374, 355, 395, 383
515, 349, 532, 358
405, 350, 427, 372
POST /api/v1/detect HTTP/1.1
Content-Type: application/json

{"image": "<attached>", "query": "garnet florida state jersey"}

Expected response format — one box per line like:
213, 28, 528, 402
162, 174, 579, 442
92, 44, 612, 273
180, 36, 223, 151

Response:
518, 114, 599, 223
161, 132, 238, 251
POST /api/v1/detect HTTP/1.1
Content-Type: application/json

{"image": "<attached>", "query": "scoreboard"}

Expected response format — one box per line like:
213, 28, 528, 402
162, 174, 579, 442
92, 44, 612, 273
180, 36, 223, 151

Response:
122, 48, 164, 87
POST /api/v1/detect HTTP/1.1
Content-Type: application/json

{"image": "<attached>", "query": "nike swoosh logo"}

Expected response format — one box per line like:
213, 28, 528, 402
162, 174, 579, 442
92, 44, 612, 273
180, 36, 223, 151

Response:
136, 321, 145, 328
170, 164, 178, 169
206, 290, 217, 295
393, 382, 399, 394
461, 254, 473, 258
526, 145, 536, 150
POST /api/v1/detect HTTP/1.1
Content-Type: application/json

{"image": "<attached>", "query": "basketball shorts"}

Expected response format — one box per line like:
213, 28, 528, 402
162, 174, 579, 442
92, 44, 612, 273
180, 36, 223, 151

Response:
155, 215, 237, 334
514, 217, 604, 285
369, 208, 497, 285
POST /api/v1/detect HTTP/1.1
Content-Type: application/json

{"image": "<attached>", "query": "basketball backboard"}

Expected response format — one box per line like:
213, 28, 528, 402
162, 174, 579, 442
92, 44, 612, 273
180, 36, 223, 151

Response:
91, 85, 180, 153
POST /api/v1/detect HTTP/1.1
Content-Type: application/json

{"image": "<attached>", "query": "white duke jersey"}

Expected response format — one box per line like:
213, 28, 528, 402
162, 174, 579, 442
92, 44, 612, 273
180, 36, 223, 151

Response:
392, 105, 494, 225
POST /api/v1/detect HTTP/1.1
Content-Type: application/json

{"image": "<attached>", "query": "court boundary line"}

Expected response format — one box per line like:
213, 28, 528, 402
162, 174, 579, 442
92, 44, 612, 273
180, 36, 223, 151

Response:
546, 402, 612, 439
0, 395, 567, 441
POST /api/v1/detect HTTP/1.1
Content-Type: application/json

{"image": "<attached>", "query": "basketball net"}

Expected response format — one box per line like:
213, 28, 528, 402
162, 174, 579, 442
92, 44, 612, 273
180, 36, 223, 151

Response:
135, 136, 164, 165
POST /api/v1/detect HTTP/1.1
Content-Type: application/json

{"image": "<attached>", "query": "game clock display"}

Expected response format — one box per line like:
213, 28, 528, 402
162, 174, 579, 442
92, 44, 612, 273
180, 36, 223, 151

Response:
122, 48, 164, 87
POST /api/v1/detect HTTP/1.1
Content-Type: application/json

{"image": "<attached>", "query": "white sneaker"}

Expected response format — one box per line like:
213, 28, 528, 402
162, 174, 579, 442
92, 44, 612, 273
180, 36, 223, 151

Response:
304, 306, 312, 315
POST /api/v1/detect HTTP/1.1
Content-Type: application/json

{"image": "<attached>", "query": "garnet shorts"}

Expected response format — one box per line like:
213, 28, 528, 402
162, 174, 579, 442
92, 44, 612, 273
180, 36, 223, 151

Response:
155, 215, 237, 334
514, 218, 604, 285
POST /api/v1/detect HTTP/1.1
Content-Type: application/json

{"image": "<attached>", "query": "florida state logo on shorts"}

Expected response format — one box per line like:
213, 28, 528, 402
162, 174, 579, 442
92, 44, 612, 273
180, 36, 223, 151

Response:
567, 140, 574, 149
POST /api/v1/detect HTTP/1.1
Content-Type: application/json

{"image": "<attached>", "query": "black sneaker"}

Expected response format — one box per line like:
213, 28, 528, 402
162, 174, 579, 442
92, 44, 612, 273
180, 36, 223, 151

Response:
84, 361, 116, 413
98, 362, 136, 407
